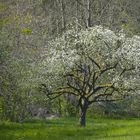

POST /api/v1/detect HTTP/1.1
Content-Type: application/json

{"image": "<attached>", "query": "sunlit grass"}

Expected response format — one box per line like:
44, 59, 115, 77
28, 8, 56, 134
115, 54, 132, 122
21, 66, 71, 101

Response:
0, 117, 140, 140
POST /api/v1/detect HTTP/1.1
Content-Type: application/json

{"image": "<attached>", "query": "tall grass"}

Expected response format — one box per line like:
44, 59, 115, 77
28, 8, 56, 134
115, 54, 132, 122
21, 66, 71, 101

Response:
0, 117, 140, 140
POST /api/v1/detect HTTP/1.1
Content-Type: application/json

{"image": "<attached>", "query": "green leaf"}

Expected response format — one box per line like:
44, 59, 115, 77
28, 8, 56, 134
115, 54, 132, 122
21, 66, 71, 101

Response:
21, 28, 32, 34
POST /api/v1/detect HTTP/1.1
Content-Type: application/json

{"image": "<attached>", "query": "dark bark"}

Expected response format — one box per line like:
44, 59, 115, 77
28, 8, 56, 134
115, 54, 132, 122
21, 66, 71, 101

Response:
80, 107, 88, 127
79, 100, 88, 127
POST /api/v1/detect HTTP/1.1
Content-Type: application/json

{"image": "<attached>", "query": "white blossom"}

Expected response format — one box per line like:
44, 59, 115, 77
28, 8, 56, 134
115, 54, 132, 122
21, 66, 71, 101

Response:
38, 26, 140, 89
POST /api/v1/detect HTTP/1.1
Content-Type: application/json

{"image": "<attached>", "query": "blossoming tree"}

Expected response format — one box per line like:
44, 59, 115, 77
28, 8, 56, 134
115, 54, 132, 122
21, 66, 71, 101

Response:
40, 26, 140, 126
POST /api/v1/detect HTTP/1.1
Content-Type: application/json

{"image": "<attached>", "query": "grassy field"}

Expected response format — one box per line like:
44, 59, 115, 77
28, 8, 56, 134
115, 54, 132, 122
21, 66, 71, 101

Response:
0, 117, 140, 140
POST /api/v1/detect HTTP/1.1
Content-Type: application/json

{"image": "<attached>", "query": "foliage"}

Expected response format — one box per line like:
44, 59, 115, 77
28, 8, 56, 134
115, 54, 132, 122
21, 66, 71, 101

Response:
0, 0, 46, 121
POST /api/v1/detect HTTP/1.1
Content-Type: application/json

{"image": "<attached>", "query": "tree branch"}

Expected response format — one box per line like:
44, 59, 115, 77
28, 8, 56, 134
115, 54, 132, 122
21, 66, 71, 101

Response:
88, 56, 101, 69
100, 63, 118, 75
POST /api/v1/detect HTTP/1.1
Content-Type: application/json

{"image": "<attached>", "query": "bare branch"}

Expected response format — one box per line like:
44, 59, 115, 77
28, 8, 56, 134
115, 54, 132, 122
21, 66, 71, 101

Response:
100, 63, 118, 75
120, 66, 135, 76
88, 56, 101, 69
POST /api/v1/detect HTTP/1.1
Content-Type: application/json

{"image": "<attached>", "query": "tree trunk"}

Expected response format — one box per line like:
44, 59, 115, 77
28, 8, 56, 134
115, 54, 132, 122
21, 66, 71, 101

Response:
85, 0, 91, 28
60, 0, 66, 31
80, 105, 88, 127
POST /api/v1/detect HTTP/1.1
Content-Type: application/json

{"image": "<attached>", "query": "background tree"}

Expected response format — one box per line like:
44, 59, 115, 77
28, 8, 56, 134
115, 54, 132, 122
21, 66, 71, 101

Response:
0, 0, 47, 121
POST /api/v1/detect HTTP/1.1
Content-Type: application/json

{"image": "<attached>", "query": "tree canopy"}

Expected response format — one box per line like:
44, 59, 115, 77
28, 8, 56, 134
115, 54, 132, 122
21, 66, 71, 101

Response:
39, 26, 140, 126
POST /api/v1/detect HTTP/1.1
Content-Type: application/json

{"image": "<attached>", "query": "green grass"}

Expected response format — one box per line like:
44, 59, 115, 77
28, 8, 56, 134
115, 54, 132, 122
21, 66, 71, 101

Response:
0, 117, 140, 140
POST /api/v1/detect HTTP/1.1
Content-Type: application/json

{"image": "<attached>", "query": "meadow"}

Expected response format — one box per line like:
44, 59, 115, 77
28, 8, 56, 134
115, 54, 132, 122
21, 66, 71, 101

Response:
0, 117, 140, 140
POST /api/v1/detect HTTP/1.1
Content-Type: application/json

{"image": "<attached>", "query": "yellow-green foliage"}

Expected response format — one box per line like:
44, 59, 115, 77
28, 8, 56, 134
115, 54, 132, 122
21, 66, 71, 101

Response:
0, 2, 7, 12
0, 3, 9, 26
21, 28, 32, 34
0, 17, 10, 26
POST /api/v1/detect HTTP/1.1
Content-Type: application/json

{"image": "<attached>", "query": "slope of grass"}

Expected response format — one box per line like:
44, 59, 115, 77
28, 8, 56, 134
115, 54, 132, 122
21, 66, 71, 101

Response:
0, 117, 140, 140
